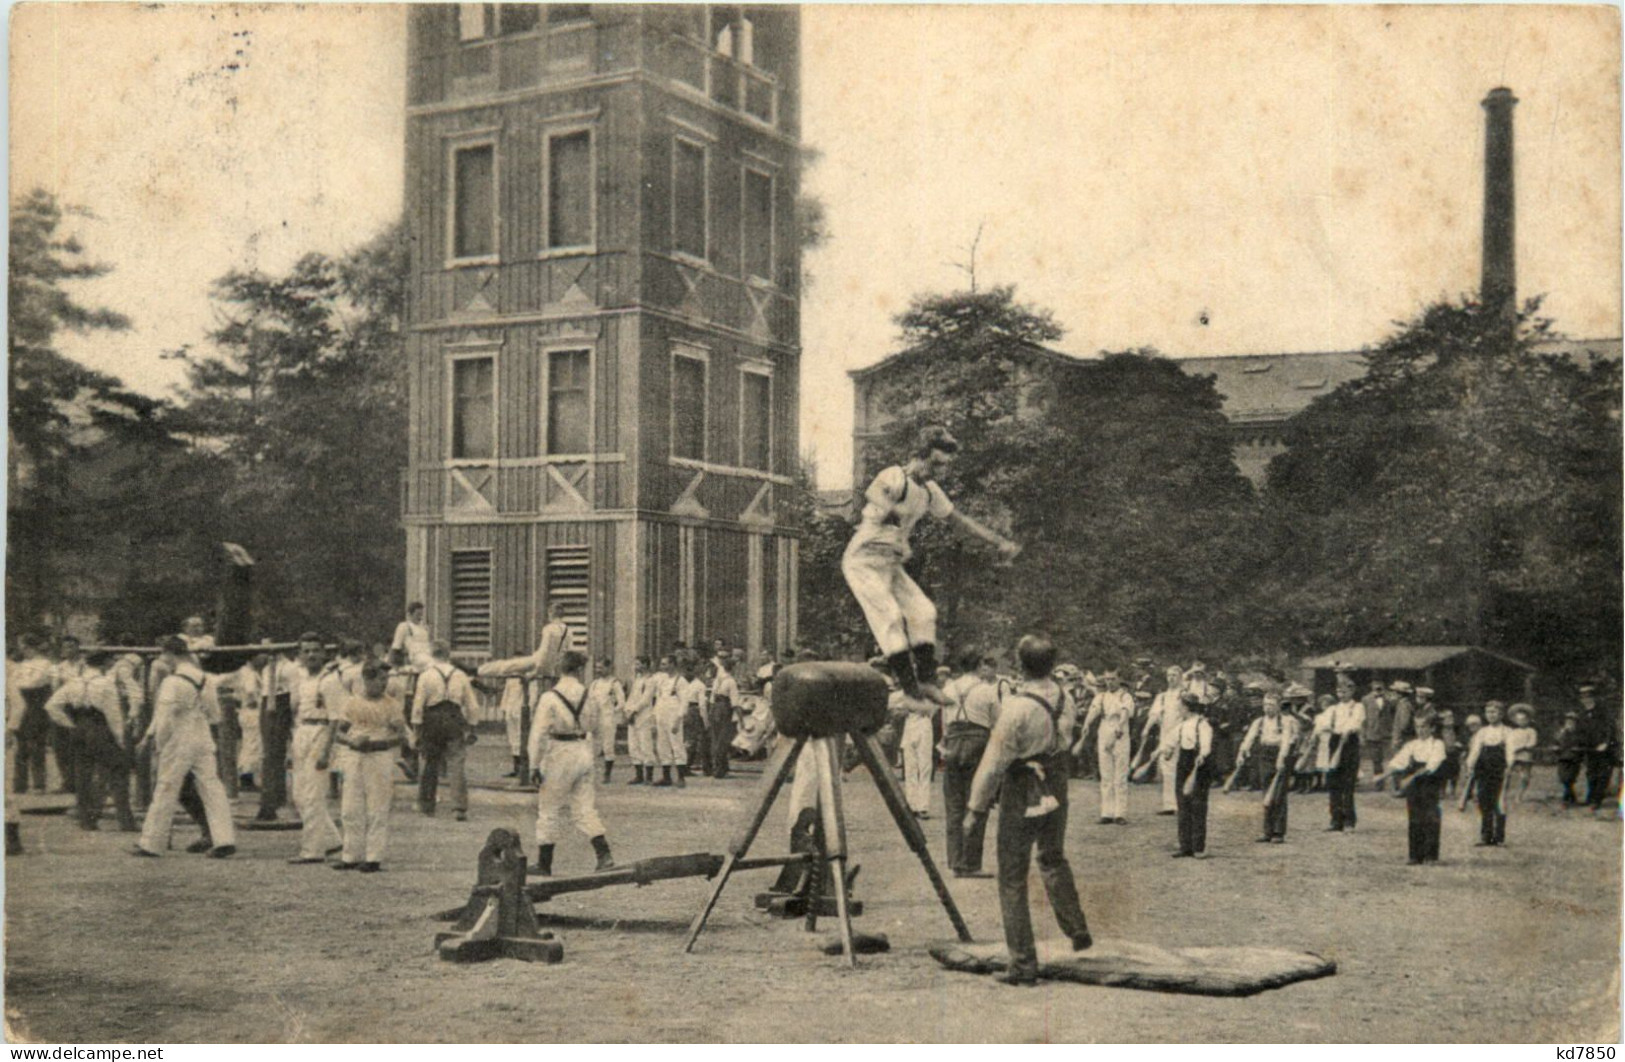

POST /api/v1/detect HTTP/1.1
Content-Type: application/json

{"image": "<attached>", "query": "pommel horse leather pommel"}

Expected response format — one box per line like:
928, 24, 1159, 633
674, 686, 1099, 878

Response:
770, 662, 889, 738
434, 828, 564, 963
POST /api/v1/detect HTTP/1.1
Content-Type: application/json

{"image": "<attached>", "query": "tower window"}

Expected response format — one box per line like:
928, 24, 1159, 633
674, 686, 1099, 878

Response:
742, 168, 773, 281
497, 4, 539, 33
740, 368, 772, 471
673, 138, 708, 261
452, 144, 496, 261
458, 4, 493, 41
547, 130, 593, 250
672, 351, 708, 461
548, 4, 591, 24
451, 356, 496, 461
547, 349, 591, 454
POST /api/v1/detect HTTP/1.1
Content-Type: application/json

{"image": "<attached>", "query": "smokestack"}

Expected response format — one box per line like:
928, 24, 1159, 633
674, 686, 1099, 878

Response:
1481, 86, 1518, 318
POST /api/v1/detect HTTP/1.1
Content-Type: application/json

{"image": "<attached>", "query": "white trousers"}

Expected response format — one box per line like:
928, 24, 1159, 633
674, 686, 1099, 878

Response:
236, 708, 262, 776
901, 715, 935, 812
340, 750, 394, 863
504, 689, 526, 756
599, 711, 620, 760
786, 740, 822, 829
139, 733, 236, 853
292, 725, 341, 858
628, 713, 657, 766
841, 540, 936, 657
1097, 729, 1132, 819
1159, 743, 1179, 811
535, 741, 604, 844
654, 704, 686, 767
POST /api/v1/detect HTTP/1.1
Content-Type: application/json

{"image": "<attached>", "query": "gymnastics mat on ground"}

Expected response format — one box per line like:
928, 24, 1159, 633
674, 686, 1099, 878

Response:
928, 938, 1336, 996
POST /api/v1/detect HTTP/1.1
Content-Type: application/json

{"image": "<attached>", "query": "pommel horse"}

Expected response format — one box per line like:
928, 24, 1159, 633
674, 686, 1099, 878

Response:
683, 661, 974, 965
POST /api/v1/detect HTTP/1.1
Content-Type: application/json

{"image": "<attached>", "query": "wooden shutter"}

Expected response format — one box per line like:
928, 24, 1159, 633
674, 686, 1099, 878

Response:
450, 549, 493, 651
546, 545, 591, 649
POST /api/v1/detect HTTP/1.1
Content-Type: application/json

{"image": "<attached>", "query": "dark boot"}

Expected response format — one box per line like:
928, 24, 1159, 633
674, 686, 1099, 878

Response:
653, 766, 672, 787
590, 834, 615, 872
911, 643, 947, 702
5, 822, 21, 856
675, 765, 688, 789
602, 761, 613, 784
630, 765, 645, 785
533, 843, 555, 877
887, 650, 921, 697
505, 756, 520, 779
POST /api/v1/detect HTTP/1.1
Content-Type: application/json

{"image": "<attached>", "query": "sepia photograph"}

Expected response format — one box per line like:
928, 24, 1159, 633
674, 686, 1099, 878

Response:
4, 1, 1622, 1045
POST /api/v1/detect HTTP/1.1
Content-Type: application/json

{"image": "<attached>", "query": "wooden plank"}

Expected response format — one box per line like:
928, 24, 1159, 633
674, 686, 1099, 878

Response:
929, 939, 1338, 997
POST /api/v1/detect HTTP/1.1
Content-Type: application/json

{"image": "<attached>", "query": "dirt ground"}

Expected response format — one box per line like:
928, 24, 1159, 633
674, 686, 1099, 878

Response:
4, 743, 1620, 1043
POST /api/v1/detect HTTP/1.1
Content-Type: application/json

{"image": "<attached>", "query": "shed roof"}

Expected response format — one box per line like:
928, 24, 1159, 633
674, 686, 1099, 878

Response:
1299, 646, 1535, 673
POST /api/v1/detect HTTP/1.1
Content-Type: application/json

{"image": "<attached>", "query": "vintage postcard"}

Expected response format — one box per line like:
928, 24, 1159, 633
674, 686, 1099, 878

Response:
6, 3, 1620, 1045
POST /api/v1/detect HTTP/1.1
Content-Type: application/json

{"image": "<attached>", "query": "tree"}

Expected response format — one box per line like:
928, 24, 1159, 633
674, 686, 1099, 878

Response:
172, 221, 411, 639
1261, 296, 1622, 679
6, 188, 145, 633
1004, 352, 1264, 664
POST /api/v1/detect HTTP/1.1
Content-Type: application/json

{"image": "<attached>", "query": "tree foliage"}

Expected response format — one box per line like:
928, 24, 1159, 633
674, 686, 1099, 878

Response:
1261, 297, 1622, 678
172, 222, 411, 639
6, 200, 411, 644
2, 188, 202, 635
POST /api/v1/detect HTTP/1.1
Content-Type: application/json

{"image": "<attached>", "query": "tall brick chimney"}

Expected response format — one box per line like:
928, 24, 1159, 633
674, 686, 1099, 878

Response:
1481, 87, 1518, 318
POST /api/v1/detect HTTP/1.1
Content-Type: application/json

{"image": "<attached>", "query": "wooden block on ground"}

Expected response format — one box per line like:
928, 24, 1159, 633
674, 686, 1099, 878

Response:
761, 895, 862, 919
819, 932, 890, 955
436, 934, 564, 964
929, 939, 1336, 997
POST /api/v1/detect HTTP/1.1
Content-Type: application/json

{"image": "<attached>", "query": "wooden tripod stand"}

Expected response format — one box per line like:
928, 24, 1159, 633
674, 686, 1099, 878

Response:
683, 727, 974, 965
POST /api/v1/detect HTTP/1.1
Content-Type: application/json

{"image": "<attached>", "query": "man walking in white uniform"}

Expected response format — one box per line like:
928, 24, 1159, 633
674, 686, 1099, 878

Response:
528, 651, 615, 876
132, 638, 236, 859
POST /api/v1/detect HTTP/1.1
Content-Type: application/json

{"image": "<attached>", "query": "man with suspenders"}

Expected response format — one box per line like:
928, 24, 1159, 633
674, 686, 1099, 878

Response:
131, 637, 236, 859
520, 602, 574, 780
411, 641, 478, 820
528, 650, 615, 876
964, 634, 1093, 985
843, 426, 1020, 706
942, 652, 999, 877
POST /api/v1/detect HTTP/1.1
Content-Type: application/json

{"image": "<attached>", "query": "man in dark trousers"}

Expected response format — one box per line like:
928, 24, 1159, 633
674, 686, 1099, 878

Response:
943, 653, 999, 877
1361, 679, 1392, 792
964, 634, 1092, 986
256, 638, 312, 822
1577, 684, 1617, 811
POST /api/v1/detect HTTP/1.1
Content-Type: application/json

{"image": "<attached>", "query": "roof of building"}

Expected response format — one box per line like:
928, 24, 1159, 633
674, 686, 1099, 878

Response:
847, 337, 1621, 427
847, 338, 1088, 381
1299, 646, 1536, 673
1171, 350, 1370, 424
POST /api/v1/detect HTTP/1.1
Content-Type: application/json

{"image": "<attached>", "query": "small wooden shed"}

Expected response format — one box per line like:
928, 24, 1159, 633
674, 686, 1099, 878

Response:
1299, 646, 1537, 715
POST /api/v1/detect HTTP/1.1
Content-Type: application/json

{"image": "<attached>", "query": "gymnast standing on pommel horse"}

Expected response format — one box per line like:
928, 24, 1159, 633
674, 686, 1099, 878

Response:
843, 426, 1021, 706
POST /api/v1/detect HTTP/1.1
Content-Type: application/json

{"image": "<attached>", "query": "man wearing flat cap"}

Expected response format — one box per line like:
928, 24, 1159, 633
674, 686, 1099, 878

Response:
1078, 669, 1134, 824
1361, 679, 1392, 792
1387, 680, 1417, 755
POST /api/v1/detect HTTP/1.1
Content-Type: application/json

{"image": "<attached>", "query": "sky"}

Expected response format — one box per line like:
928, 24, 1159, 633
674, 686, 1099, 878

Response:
11, 4, 1621, 488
